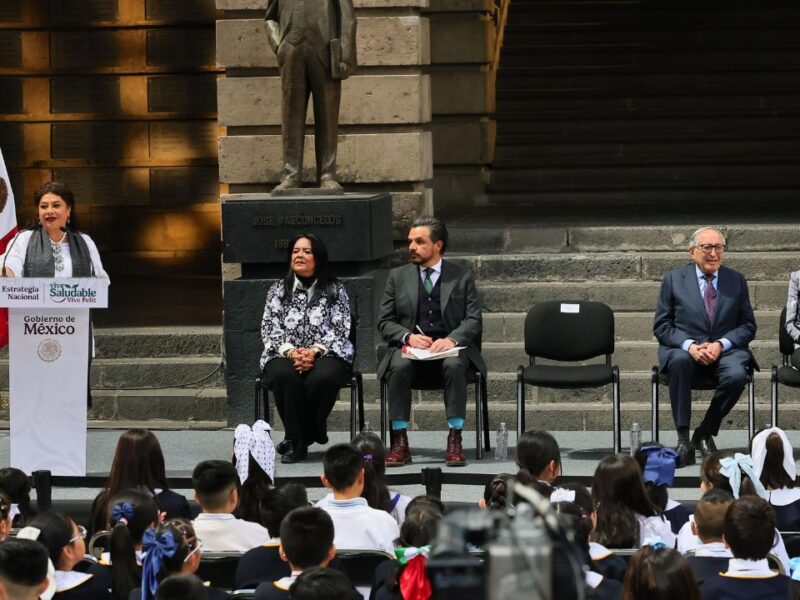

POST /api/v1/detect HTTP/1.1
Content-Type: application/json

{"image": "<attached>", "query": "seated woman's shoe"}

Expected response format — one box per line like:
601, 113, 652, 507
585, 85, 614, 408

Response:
281, 443, 308, 464
276, 439, 293, 455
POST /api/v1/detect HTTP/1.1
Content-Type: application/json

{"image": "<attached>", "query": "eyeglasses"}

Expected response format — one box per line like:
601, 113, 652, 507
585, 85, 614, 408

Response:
697, 244, 726, 254
184, 539, 203, 563
69, 525, 87, 544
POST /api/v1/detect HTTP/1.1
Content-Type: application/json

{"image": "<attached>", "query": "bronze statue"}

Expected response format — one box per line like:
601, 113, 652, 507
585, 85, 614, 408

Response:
266, 0, 357, 193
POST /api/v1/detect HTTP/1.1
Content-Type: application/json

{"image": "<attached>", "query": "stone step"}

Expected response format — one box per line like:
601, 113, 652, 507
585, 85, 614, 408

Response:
0, 357, 224, 389
349, 370, 800, 408
451, 252, 799, 283
326, 401, 795, 433
94, 327, 222, 358
482, 310, 783, 343
447, 223, 800, 255
477, 281, 788, 312
87, 389, 227, 422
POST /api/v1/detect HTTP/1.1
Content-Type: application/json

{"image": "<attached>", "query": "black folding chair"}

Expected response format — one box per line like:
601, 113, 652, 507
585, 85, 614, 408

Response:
197, 552, 243, 590
651, 365, 756, 444
780, 532, 800, 559
379, 354, 491, 460
255, 313, 364, 439
332, 549, 395, 589
771, 307, 799, 429
88, 530, 111, 559
516, 301, 621, 453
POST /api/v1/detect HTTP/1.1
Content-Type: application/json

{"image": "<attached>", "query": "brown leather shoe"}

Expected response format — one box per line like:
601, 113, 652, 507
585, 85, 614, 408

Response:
386, 428, 412, 467
445, 428, 466, 467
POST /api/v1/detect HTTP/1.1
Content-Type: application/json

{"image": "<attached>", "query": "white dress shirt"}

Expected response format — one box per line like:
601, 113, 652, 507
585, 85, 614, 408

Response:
192, 512, 272, 552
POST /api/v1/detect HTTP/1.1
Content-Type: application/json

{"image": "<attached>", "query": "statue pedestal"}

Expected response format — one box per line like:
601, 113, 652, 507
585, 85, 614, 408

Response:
221, 192, 393, 425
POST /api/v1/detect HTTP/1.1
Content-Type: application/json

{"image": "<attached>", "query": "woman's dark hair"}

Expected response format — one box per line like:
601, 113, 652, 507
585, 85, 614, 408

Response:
259, 483, 309, 538
233, 452, 273, 525
26, 510, 76, 569
700, 451, 757, 497
108, 489, 159, 600
622, 546, 700, 600
0, 467, 36, 526
633, 442, 669, 511
282, 234, 339, 302
516, 430, 561, 481
757, 431, 796, 490
351, 432, 391, 514
89, 429, 169, 536
32, 181, 80, 231
592, 454, 659, 548
153, 519, 199, 578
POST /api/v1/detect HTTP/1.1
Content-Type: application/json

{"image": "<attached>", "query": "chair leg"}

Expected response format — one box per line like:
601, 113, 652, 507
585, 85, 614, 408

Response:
356, 372, 365, 433
380, 379, 387, 444
612, 366, 621, 455
349, 379, 357, 440
516, 366, 525, 440
747, 374, 755, 442
254, 378, 261, 422
650, 366, 659, 443
482, 376, 491, 452
771, 366, 779, 428
475, 373, 482, 461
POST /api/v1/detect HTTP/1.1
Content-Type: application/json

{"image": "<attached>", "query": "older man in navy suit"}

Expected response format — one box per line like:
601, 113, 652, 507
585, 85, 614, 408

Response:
654, 227, 757, 467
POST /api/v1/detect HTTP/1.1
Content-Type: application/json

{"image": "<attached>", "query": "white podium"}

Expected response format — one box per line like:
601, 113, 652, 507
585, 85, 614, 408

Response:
0, 278, 109, 476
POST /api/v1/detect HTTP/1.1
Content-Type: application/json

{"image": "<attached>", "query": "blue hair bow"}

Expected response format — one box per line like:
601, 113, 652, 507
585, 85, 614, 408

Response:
640, 446, 678, 487
141, 529, 178, 600
719, 453, 768, 500
642, 536, 667, 550
111, 502, 135, 525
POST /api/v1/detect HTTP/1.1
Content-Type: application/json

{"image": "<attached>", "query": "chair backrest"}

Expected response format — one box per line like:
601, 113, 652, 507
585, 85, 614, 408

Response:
767, 552, 786, 575
332, 549, 395, 587
779, 307, 794, 356
524, 301, 615, 361
197, 552, 243, 589
88, 530, 111, 558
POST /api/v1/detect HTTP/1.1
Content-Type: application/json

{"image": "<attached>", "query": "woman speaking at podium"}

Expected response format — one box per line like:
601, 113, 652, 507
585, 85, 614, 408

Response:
1, 181, 108, 280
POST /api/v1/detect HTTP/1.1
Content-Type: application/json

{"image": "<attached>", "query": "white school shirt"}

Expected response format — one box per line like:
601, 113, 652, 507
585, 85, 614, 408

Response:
677, 515, 790, 572
1, 230, 109, 281
316, 495, 399, 555
388, 490, 412, 526
693, 541, 733, 558
636, 514, 676, 548
767, 487, 800, 506
192, 513, 272, 552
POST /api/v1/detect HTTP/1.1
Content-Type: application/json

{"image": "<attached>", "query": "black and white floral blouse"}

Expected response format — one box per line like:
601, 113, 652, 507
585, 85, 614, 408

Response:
260, 278, 354, 369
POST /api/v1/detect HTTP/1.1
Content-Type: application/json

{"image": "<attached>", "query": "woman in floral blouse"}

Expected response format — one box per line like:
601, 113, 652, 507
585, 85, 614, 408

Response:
260, 234, 354, 463
786, 270, 800, 369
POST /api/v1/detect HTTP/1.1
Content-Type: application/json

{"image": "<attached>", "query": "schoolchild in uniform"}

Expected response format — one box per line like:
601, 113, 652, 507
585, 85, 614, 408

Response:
684, 489, 734, 585
622, 545, 700, 600
131, 519, 230, 600
253, 507, 359, 600
351, 432, 411, 526
635, 443, 693, 534
0, 538, 51, 600
92, 489, 159, 600
592, 454, 676, 549
232, 420, 276, 526
315, 445, 399, 555
751, 427, 800, 531
18, 511, 111, 600
516, 430, 561, 485
677, 451, 792, 572
234, 483, 308, 589
289, 568, 358, 600
700, 496, 800, 599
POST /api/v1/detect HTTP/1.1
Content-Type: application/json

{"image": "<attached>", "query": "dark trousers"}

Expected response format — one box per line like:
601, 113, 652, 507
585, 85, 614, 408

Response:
661, 347, 750, 435
792, 349, 800, 370
385, 350, 470, 424
278, 39, 340, 182
262, 356, 349, 445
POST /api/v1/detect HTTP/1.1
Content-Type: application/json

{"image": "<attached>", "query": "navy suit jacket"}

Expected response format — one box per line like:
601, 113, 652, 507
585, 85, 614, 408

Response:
654, 263, 757, 371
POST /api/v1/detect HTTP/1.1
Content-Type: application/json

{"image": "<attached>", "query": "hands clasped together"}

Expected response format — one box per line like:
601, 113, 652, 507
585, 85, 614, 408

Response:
288, 348, 318, 374
688, 341, 724, 366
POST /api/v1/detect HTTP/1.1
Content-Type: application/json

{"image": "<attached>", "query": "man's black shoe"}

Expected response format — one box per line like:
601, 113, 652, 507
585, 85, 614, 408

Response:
276, 439, 293, 455
691, 430, 717, 457
281, 444, 307, 464
675, 441, 696, 468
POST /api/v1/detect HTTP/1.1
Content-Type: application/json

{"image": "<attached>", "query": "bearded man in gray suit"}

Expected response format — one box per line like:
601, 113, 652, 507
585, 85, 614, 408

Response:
377, 217, 485, 467
266, 0, 356, 191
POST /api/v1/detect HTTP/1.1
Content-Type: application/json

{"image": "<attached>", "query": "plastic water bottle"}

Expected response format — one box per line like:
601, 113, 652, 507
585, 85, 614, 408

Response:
495, 422, 509, 460
362, 421, 373, 434
630, 422, 641, 456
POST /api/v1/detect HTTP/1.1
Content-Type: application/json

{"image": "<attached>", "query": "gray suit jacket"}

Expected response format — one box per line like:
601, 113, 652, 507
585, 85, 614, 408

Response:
377, 260, 486, 381
653, 263, 757, 370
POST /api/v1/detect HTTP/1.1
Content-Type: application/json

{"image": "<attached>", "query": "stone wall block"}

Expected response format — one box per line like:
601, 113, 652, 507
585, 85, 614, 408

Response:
429, 13, 492, 64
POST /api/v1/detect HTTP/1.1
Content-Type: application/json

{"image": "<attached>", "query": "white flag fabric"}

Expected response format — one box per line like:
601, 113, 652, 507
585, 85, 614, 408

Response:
0, 147, 17, 244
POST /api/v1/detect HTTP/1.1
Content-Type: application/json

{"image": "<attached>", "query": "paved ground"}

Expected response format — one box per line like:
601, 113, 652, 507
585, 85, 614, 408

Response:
0, 427, 787, 505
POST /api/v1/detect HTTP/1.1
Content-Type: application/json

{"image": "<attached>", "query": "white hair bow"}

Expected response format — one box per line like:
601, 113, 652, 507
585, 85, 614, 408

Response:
719, 453, 768, 499
751, 427, 796, 482
234, 420, 275, 485
550, 488, 576, 503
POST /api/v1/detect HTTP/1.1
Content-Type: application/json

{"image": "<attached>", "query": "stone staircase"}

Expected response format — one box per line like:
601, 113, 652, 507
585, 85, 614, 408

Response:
0, 327, 227, 427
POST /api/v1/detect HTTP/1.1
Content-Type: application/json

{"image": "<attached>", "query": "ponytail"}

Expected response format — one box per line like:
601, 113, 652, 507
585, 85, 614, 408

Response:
351, 432, 391, 514
108, 490, 159, 600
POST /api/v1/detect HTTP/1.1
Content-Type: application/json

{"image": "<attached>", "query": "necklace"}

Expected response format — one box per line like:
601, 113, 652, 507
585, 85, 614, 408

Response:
50, 231, 67, 271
